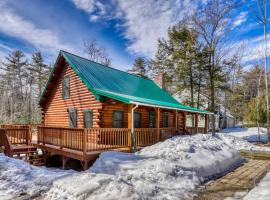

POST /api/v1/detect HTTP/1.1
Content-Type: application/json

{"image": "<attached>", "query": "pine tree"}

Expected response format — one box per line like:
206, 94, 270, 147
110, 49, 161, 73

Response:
31, 52, 50, 96
131, 57, 147, 77
2, 50, 28, 122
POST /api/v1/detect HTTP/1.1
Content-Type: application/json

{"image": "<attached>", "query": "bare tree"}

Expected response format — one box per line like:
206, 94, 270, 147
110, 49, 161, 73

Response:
84, 40, 112, 66
191, 0, 238, 135
248, 0, 269, 136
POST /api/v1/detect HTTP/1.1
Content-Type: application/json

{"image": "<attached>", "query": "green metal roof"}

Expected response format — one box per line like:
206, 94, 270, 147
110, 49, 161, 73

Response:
40, 50, 211, 114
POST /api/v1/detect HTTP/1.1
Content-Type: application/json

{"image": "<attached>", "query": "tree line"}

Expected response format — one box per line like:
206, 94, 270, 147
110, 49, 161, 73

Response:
0, 51, 50, 124
130, 0, 270, 130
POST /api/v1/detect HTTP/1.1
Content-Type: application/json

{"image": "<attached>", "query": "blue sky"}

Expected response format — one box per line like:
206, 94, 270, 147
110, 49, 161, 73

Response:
0, 0, 268, 70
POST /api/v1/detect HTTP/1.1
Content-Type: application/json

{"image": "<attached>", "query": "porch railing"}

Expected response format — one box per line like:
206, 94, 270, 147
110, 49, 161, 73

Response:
37, 126, 178, 153
134, 128, 159, 146
3, 128, 31, 145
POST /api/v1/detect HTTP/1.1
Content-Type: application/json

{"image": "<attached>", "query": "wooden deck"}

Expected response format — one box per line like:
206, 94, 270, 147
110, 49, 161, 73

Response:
34, 126, 185, 169
1, 124, 207, 170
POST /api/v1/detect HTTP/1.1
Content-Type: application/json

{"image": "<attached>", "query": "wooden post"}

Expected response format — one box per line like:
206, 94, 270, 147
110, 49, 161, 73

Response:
83, 129, 87, 155
205, 114, 208, 133
42, 127, 45, 145
175, 110, 178, 130
127, 104, 132, 150
60, 129, 63, 149
26, 128, 29, 145
156, 108, 160, 141
195, 113, 199, 134
183, 112, 187, 132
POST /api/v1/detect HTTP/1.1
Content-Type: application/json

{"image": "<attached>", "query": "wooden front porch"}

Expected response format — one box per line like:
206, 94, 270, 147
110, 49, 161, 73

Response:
35, 122, 207, 169
0, 111, 209, 170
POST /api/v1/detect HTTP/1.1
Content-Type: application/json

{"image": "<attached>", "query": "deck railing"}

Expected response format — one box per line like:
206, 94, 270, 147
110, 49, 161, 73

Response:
134, 128, 159, 146
84, 128, 131, 151
37, 126, 178, 153
1, 125, 31, 145
160, 127, 177, 140
38, 126, 84, 151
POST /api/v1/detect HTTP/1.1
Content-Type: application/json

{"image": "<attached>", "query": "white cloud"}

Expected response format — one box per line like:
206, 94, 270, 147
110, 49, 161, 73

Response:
0, 3, 73, 54
71, 0, 199, 58
232, 11, 247, 29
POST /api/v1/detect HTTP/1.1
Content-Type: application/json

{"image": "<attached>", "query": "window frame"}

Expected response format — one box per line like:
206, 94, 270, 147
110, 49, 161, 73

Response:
134, 112, 142, 128
68, 108, 77, 128
112, 110, 124, 128
148, 111, 156, 128
162, 112, 169, 127
62, 76, 70, 99
83, 110, 93, 128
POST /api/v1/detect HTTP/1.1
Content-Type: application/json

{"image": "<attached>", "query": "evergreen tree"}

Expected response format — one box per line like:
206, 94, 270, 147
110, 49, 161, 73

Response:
2, 50, 28, 122
131, 57, 147, 77
31, 52, 50, 96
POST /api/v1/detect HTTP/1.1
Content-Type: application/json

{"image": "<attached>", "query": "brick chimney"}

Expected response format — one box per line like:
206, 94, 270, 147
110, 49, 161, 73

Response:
154, 73, 165, 89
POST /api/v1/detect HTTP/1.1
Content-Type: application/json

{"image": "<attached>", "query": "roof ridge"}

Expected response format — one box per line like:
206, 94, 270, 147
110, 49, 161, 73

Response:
60, 50, 151, 81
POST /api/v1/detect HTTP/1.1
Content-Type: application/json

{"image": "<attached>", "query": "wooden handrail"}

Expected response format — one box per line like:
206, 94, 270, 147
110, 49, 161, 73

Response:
37, 126, 180, 153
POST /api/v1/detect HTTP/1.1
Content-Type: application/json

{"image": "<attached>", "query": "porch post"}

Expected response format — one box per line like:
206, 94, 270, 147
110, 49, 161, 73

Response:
205, 114, 208, 133
175, 110, 178, 132
183, 112, 187, 132
195, 113, 199, 134
156, 108, 160, 141
129, 104, 138, 152
128, 104, 132, 150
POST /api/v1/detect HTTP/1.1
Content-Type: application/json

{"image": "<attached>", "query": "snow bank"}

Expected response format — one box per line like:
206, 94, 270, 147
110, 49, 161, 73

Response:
243, 170, 270, 200
0, 153, 74, 198
218, 133, 270, 152
46, 134, 243, 200
222, 127, 268, 143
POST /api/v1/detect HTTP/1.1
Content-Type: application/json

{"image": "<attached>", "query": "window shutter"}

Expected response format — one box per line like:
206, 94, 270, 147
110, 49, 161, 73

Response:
68, 108, 77, 128
84, 110, 93, 128
62, 76, 70, 99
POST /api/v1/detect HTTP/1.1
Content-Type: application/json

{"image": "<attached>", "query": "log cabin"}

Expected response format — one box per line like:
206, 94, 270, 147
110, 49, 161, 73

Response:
35, 50, 211, 169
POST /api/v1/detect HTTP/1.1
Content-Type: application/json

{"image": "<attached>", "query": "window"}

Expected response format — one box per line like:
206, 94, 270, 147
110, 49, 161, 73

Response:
68, 108, 77, 128
198, 114, 205, 128
62, 76, 70, 99
162, 112, 169, 127
186, 114, 195, 127
148, 111, 156, 128
112, 111, 124, 128
84, 110, 93, 128
134, 112, 142, 128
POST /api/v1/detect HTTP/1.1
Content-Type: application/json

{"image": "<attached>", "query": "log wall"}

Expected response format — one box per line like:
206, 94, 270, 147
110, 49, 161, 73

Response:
43, 63, 102, 128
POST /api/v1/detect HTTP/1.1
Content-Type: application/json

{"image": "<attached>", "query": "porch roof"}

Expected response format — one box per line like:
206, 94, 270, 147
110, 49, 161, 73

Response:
40, 51, 211, 114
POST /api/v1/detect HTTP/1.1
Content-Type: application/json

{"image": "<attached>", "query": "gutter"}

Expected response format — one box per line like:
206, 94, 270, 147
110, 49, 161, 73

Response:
130, 101, 213, 115
131, 104, 139, 152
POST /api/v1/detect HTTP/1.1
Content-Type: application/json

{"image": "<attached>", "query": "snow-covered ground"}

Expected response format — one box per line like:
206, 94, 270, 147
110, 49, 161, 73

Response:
0, 154, 74, 199
46, 134, 243, 200
222, 127, 268, 143
243, 170, 270, 200
1, 129, 269, 200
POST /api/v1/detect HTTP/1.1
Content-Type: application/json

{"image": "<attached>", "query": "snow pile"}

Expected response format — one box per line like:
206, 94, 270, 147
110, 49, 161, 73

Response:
0, 154, 74, 198
243, 170, 270, 200
222, 127, 268, 143
218, 133, 270, 152
46, 134, 243, 200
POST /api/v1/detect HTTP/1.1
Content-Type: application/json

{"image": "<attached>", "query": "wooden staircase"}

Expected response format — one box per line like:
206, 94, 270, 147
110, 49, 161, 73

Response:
0, 128, 45, 166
